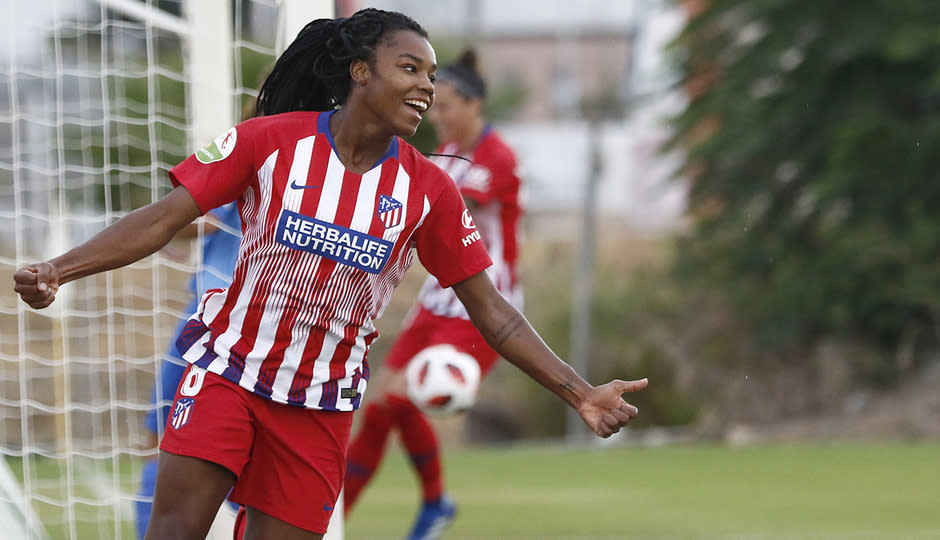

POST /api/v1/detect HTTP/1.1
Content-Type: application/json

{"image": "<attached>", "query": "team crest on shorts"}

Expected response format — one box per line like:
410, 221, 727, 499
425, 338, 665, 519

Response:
377, 195, 402, 228
170, 397, 195, 430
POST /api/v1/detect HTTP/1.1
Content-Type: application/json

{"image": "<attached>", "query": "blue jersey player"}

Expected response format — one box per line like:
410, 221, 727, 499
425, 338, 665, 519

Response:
135, 202, 241, 539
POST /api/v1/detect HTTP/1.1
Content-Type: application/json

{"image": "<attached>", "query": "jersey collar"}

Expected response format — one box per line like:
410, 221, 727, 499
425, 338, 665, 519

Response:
318, 109, 400, 169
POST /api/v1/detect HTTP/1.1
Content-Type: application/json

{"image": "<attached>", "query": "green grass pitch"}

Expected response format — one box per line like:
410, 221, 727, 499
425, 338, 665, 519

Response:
345, 442, 940, 540
9, 441, 940, 539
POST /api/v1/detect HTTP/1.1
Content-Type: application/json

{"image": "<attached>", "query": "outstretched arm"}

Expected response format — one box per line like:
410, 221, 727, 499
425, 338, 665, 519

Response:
451, 271, 647, 438
12, 186, 203, 309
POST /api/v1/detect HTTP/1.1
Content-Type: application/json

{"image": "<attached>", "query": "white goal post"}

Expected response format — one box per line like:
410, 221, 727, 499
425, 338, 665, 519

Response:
0, 1, 336, 539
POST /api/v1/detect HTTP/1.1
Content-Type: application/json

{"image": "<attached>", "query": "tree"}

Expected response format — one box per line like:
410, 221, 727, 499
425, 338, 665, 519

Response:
667, 0, 940, 375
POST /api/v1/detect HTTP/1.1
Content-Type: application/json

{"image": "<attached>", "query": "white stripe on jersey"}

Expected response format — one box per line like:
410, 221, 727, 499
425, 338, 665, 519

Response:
438, 152, 472, 183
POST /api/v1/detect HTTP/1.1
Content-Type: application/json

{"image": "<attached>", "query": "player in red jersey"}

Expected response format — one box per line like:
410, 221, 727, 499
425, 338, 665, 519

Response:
13, 8, 647, 540
343, 49, 524, 540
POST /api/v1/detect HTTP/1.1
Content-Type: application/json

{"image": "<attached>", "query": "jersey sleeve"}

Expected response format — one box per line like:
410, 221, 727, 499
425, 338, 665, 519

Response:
168, 122, 258, 214
414, 170, 492, 288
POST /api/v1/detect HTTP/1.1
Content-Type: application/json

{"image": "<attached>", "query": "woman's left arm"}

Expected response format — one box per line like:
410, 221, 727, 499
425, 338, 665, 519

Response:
452, 271, 647, 438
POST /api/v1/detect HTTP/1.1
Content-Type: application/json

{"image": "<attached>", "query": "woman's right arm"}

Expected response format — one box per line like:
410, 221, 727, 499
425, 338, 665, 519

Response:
12, 185, 203, 309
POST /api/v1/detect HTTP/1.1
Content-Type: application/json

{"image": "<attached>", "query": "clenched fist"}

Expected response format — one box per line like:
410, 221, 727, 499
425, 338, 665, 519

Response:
13, 262, 60, 309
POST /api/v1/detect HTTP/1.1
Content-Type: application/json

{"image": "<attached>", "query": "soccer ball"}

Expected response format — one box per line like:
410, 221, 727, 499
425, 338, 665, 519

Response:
405, 344, 481, 416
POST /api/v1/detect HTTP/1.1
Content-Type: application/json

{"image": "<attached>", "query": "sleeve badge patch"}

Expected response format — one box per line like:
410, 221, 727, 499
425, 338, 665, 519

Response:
196, 127, 238, 164
460, 209, 481, 247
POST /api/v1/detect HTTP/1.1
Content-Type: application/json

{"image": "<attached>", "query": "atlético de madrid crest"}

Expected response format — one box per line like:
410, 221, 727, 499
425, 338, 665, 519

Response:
377, 195, 402, 228
170, 397, 195, 430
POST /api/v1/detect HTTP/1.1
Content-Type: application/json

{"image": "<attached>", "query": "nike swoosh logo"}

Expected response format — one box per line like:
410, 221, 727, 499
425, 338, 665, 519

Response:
290, 180, 321, 190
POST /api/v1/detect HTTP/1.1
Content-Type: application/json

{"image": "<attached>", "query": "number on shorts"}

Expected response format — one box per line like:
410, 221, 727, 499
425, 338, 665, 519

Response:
180, 366, 207, 397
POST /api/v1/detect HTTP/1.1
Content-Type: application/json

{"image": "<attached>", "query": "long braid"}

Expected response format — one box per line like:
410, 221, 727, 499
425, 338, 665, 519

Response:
256, 8, 427, 117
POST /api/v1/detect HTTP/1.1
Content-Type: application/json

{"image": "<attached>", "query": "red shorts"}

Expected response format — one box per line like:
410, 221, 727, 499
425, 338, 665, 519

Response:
159, 365, 353, 534
385, 306, 500, 375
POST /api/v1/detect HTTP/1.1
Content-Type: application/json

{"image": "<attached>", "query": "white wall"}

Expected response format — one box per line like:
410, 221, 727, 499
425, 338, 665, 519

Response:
499, 92, 686, 231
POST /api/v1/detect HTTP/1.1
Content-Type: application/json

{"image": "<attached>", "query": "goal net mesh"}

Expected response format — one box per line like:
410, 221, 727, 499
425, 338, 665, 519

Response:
0, 1, 278, 538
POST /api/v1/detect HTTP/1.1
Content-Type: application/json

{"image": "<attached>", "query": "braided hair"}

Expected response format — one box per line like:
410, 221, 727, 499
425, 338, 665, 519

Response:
256, 8, 428, 116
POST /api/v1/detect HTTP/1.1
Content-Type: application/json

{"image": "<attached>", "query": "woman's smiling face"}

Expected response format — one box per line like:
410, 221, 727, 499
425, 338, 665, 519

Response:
352, 29, 437, 137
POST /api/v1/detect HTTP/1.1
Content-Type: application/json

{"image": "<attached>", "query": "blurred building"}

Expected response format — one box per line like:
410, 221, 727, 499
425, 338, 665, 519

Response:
351, 0, 636, 122
352, 0, 687, 231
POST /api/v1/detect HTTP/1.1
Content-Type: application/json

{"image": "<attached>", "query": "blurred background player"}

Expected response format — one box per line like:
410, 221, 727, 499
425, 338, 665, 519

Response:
134, 202, 241, 539
343, 49, 524, 540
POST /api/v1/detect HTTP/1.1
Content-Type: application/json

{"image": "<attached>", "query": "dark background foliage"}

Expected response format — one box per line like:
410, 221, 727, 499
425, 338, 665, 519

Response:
665, 0, 940, 377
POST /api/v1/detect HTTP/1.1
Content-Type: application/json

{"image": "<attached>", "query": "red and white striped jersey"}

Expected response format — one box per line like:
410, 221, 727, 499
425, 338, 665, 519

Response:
168, 110, 492, 411
420, 127, 524, 318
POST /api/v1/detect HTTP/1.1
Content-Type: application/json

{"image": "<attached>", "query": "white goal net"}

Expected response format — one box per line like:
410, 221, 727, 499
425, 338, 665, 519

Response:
0, 1, 314, 538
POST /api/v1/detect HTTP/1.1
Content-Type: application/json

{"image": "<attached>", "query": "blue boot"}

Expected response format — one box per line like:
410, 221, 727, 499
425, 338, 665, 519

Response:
405, 495, 457, 540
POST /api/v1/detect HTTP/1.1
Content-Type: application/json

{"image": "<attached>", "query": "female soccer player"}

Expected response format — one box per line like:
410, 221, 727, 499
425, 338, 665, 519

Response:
343, 48, 525, 540
12, 8, 647, 540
